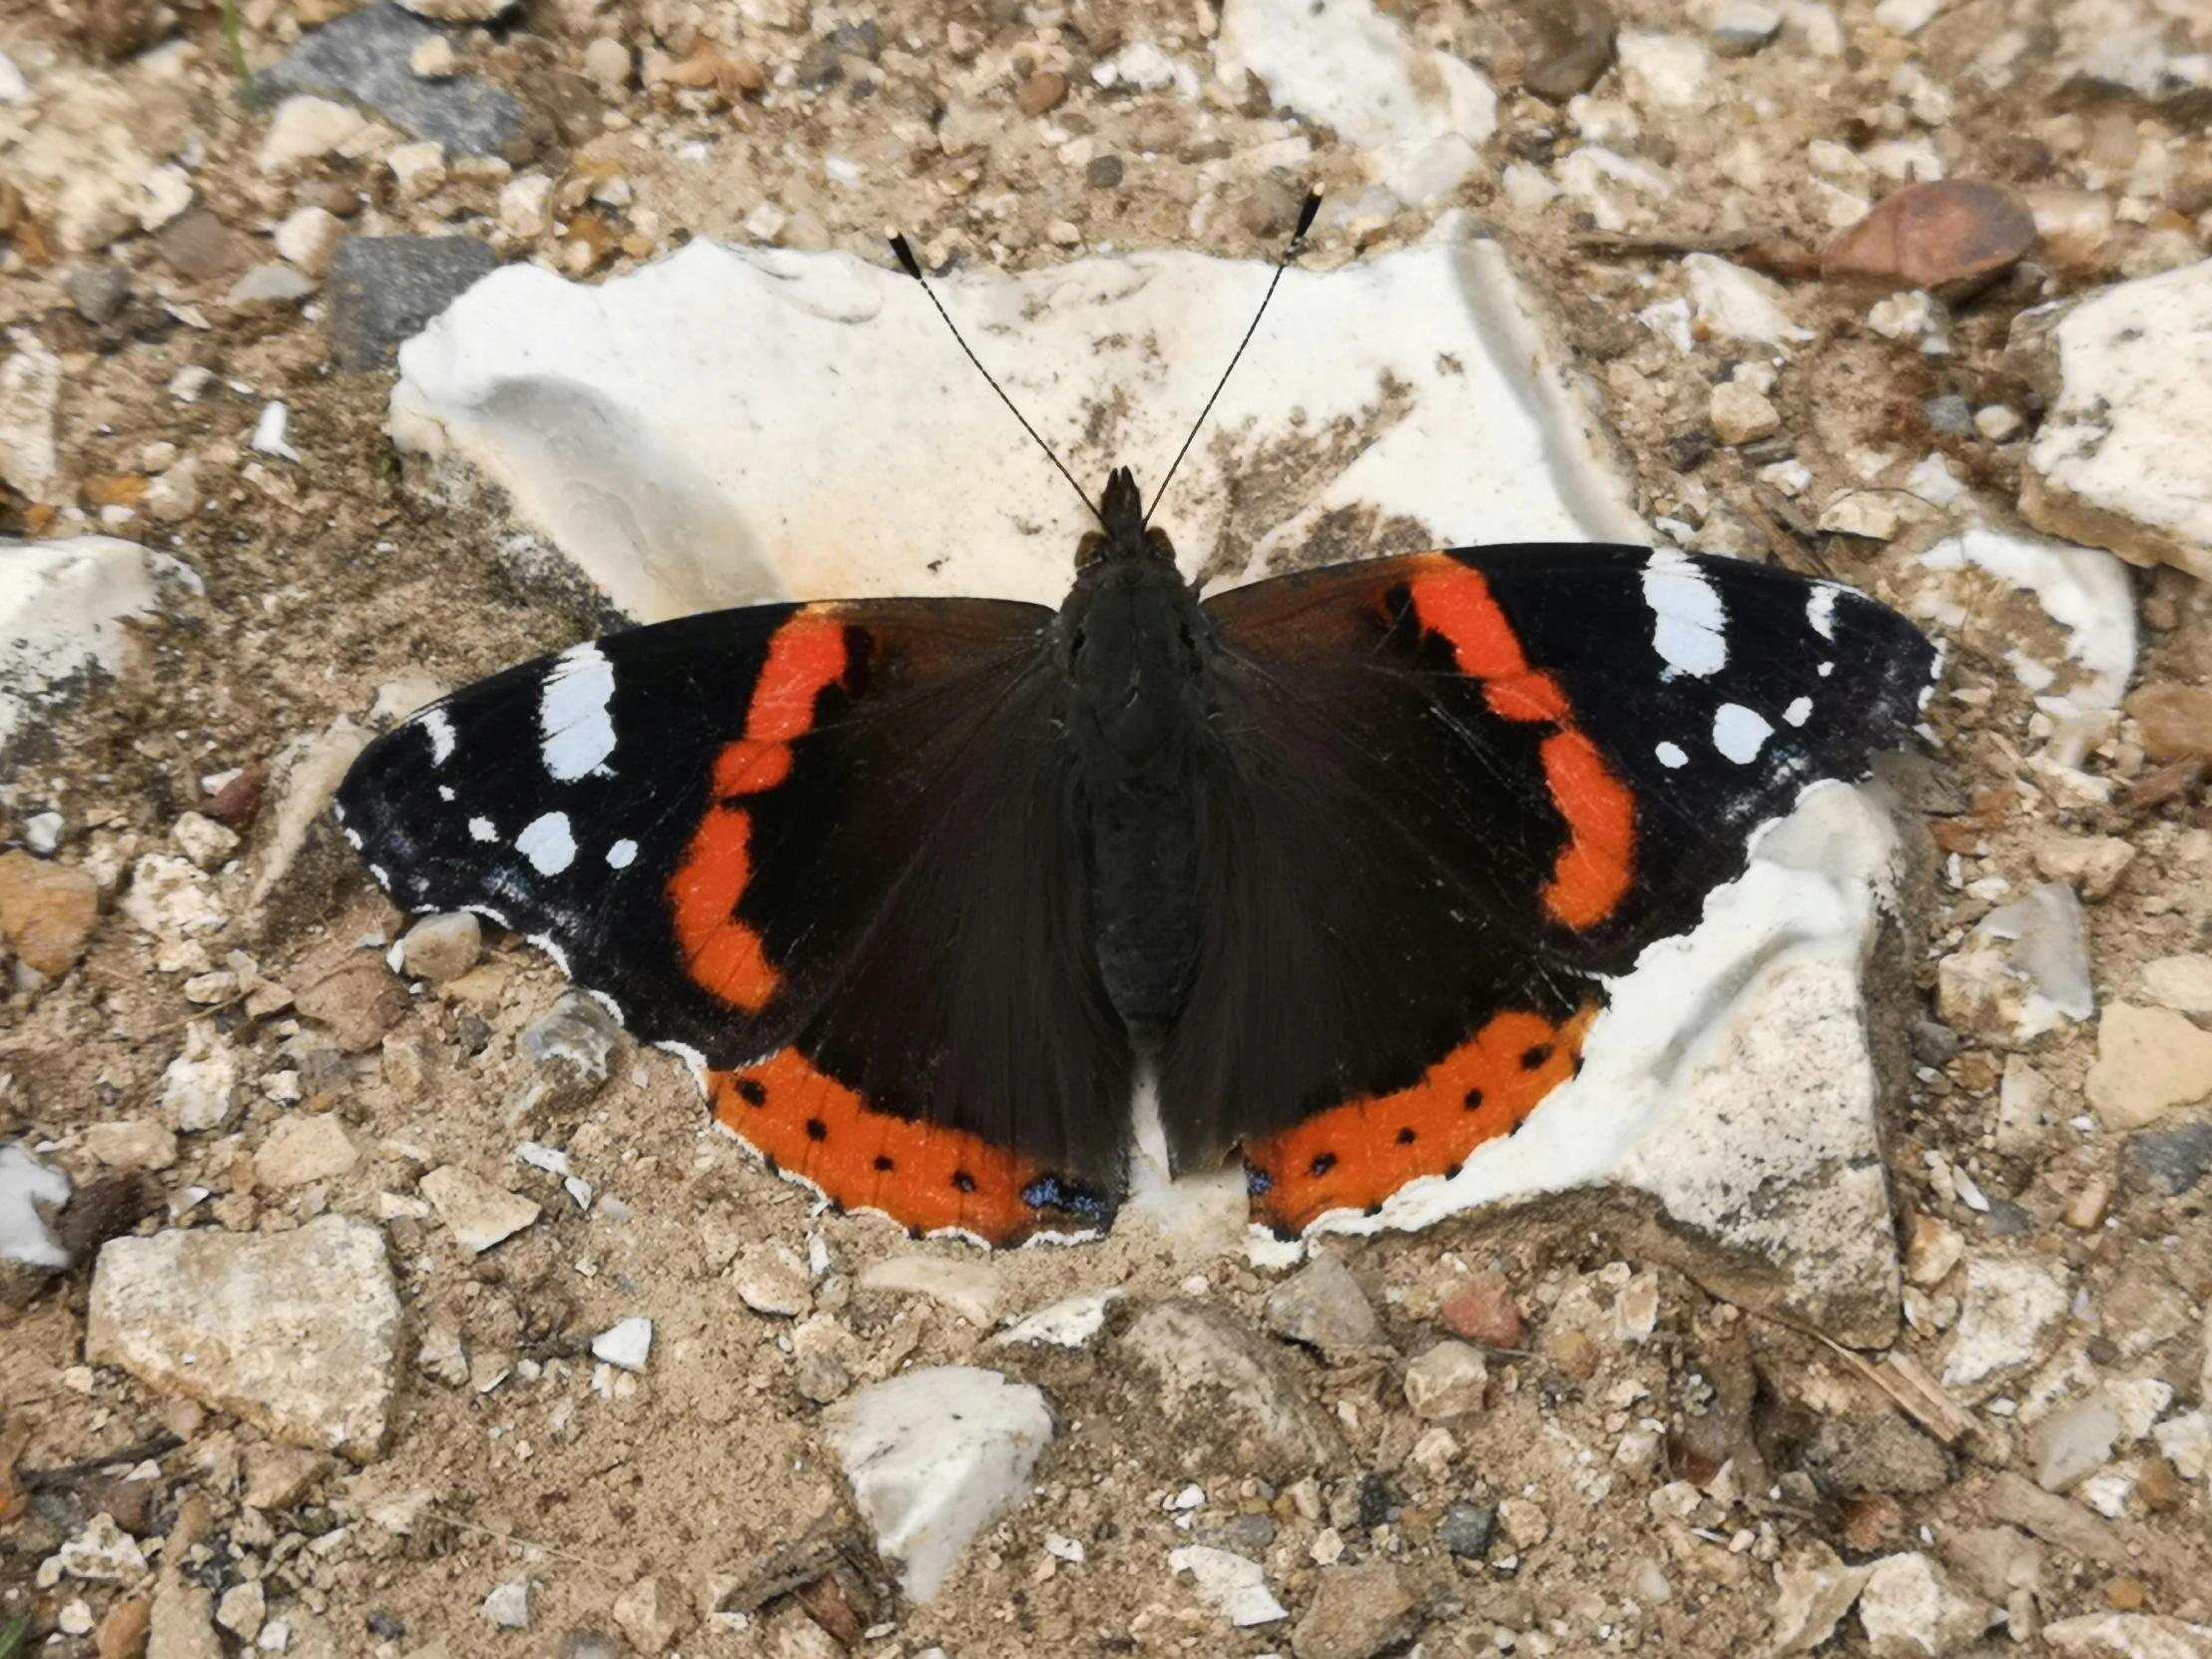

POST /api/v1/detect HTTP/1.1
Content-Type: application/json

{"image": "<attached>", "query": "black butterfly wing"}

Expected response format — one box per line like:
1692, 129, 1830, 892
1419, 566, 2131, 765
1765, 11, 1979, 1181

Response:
335, 599, 1133, 1242
1170, 545, 1939, 1233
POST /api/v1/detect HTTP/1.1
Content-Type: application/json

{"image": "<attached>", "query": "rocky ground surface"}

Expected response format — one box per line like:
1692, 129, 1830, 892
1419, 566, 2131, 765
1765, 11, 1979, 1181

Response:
3, 0, 2212, 1656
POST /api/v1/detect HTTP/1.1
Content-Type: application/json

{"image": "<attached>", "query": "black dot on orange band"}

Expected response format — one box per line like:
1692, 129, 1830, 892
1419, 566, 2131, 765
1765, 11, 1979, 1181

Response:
952, 1170, 976, 1193
872, 1155, 894, 1172
1463, 1088, 1485, 1111
1519, 1044, 1552, 1071
1395, 1127, 1417, 1145
736, 1078, 768, 1106
805, 1118, 828, 1141
1311, 1152, 1338, 1178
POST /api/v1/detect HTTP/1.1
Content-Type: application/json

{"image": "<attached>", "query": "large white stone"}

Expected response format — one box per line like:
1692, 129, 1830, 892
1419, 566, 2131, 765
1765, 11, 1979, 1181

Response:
1212, 0, 1496, 206
0, 1141, 70, 1268
2025, 260, 2212, 582
1942, 1256, 2068, 1389
85, 1215, 402, 1458
829, 1366, 1054, 1602
2042, 1613, 2212, 1659
0, 538, 199, 756
390, 232, 1640, 623
1918, 527, 2135, 708
1169, 1545, 1289, 1627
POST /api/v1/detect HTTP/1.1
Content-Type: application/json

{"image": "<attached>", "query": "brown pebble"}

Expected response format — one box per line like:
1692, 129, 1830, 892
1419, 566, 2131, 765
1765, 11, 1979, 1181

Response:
1821, 182, 2036, 294
663, 44, 763, 101
293, 954, 406, 1052
201, 766, 266, 828
1439, 1272, 1523, 1349
55, 1174, 148, 1262
154, 209, 257, 284
2136, 1455, 2182, 1512
97, 1595, 152, 1659
83, 1475, 158, 1536
2106, 1577, 2146, 1611
82, 474, 150, 511
1841, 1491, 1903, 1552
0, 849, 100, 976
2127, 683, 2212, 763
168, 1492, 215, 1557
1548, 1327, 1600, 1381
1507, 0, 1617, 101
1019, 69, 1068, 117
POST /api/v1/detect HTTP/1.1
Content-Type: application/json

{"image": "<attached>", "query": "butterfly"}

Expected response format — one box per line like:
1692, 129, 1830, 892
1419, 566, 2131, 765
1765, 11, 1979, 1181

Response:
333, 451, 1938, 1245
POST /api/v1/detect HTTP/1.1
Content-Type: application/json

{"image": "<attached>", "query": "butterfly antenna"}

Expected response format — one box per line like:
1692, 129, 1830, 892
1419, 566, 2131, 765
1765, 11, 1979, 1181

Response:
887, 232, 1102, 527
1144, 189, 1323, 526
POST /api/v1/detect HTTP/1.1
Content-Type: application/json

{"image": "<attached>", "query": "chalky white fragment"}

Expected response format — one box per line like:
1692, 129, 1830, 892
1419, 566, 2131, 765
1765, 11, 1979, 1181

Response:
1654, 741, 1689, 769
538, 642, 617, 782
515, 812, 576, 874
1712, 703, 1773, 764
1640, 549, 1727, 677
606, 837, 638, 868
419, 708, 456, 765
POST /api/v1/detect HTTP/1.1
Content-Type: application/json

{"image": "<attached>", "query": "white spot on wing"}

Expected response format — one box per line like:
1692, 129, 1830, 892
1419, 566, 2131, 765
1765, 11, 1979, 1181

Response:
1641, 549, 1727, 678
437, 785, 455, 803
368, 862, 391, 887
419, 708, 456, 766
606, 837, 639, 869
1807, 584, 1841, 641
1784, 695, 1813, 727
526, 931, 572, 974
342, 827, 363, 849
539, 642, 618, 782
516, 812, 577, 874
469, 817, 497, 842
1654, 741, 1688, 769
1713, 703, 1774, 764
1818, 661, 1835, 678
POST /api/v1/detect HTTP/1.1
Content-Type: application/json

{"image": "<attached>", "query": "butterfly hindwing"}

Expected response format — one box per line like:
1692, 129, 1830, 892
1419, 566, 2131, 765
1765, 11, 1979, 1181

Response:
335, 598, 1133, 1242
1177, 545, 1938, 1232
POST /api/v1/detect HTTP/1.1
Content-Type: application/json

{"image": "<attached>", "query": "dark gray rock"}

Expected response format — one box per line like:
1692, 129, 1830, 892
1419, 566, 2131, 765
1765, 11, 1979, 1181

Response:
1804, 1412, 1950, 1496
1437, 1501, 1495, 1558
324, 235, 496, 370
1925, 394, 1975, 437
64, 263, 132, 324
259, 3, 523, 157
1196, 1512, 1278, 1555
1909, 1019, 1960, 1067
2122, 1121, 2212, 1196
1086, 153, 1124, 189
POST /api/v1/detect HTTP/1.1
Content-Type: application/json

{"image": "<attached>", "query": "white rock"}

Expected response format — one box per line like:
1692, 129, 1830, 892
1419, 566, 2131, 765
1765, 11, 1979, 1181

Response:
137, 164, 194, 233
419, 1165, 540, 1254
1818, 492, 1903, 540
1918, 528, 2135, 709
172, 811, 240, 870
274, 206, 344, 276
583, 36, 632, 93
1858, 1553, 1993, 1656
2085, 1003, 2212, 1130
1556, 146, 1673, 233
252, 401, 300, 463
2032, 830, 2135, 900
394, 910, 480, 981
160, 1021, 240, 1133
2025, 258, 2212, 582
2152, 1409, 2210, 1481
1616, 32, 1712, 108
0, 52, 25, 102
830, 1367, 1053, 1602
1402, 1342, 1488, 1418
0, 1141, 70, 1267
85, 1215, 402, 1458
731, 1242, 813, 1316
0, 68, 184, 253
258, 97, 370, 177
496, 173, 552, 240
2033, 1388, 2123, 1490
1865, 138, 1945, 183
2042, 1613, 2212, 1659
1169, 1545, 1289, 1626
2142, 955, 2212, 1015
591, 1316, 653, 1371
56, 1514, 147, 1580
1711, 380, 1780, 444
123, 853, 222, 939
409, 35, 457, 78
0, 334, 62, 501
1710, 0, 1782, 53
386, 140, 446, 202
858, 1253, 1003, 1328
1213, 0, 1494, 205
1872, 0, 1940, 32
1936, 883, 2094, 1045
216, 1580, 266, 1640
82, 1120, 178, 1171
389, 236, 1641, 623
0, 536, 194, 752
481, 1575, 532, 1628
1942, 1257, 2068, 1388
991, 1288, 1120, 1349
1771, 1542, 1872, 1652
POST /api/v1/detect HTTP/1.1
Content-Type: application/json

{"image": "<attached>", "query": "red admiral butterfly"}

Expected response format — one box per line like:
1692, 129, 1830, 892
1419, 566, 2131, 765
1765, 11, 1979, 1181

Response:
335, 220, 1939, 1247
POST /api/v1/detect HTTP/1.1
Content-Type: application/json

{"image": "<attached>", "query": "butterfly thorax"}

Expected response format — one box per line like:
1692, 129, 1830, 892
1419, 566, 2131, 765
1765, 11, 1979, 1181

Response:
1058, 467, 1219, 1036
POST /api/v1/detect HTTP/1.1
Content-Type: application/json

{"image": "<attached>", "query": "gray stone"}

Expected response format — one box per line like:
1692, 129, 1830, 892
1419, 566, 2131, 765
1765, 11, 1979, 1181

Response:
259, 3, 523, 157
419, 1164, 539, 1255
324, 235, 497, 370
830, 1366, 1052, 1602
0, 1140, 70, 1268
1804, 1412, 1950, 1495
522, 989, 621, 1094
1122, 1301, 1345, 1484
226, 263, 316, 306
2123, 1122, 2212, 1196
1262, 1252, 1384, 1351
1436, 1501, 1494, 1558
395, 910, 479, 981
2032, 1389, 2123, 1492
1942, 1256, 2068, 1388
64, 262, 131, 324
1910, 1019, 1960, 1067
1925, 393, 1975, 437
84, 1215, 401, 1458
1402, 1342, 1488, 1419
255, 1113, 359, 1188
1292, 1561, 1414, 1659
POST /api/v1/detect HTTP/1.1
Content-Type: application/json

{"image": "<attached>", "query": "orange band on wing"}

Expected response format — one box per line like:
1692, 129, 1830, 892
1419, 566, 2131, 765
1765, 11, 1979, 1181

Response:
669, 615, 850, 1013
1244, 1004, 1598, 1236
710, 1052, 1046, 1244
1407, 564, 1636, 931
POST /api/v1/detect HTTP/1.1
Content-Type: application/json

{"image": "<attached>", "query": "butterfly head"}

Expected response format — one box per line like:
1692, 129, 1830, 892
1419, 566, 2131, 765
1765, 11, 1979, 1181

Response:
1077, 465, 1177, 570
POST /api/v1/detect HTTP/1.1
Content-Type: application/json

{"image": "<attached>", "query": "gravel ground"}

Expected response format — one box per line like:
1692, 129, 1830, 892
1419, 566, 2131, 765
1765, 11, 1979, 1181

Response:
2, 0, 2212, 1656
